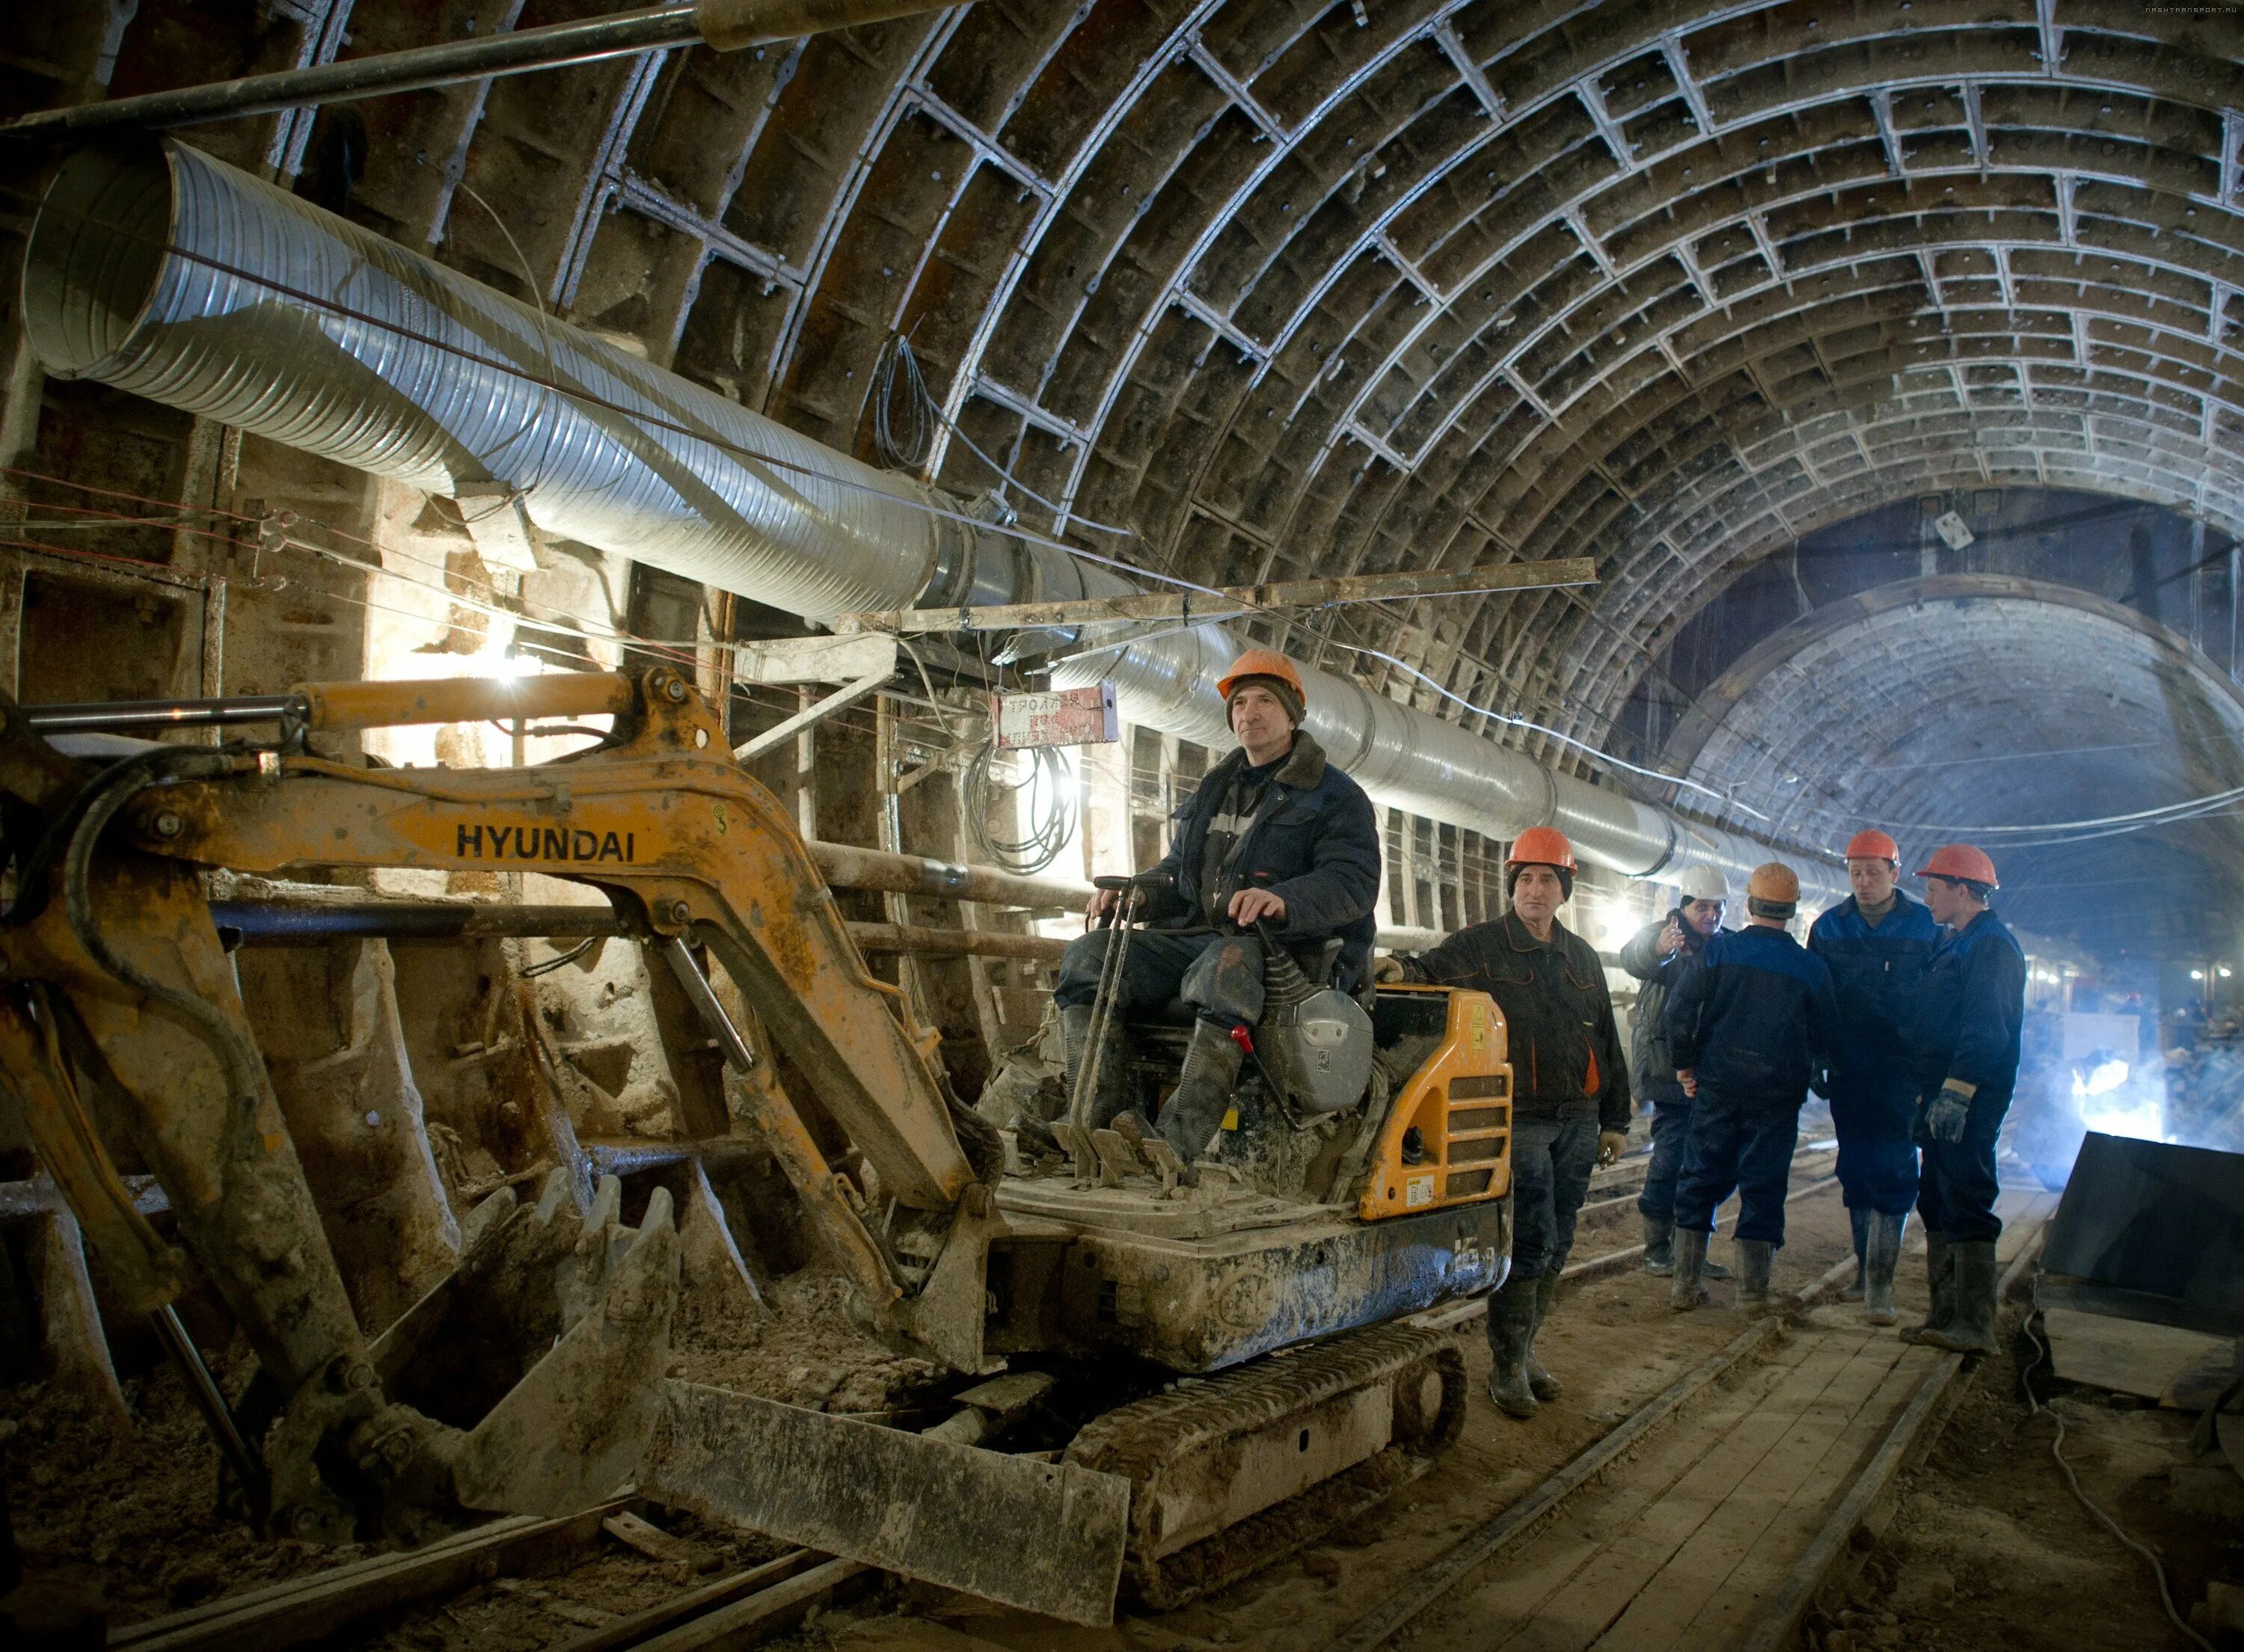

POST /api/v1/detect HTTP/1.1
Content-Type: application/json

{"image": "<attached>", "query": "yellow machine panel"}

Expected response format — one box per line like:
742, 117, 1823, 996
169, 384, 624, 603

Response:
1357, 986, 1512, 1221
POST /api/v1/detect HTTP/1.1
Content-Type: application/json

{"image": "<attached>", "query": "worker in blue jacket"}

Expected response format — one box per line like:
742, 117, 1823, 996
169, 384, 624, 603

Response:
1664, 864, 1840, 1312
1904, 844, 2026, 1356
1807, 829, 1940, 1326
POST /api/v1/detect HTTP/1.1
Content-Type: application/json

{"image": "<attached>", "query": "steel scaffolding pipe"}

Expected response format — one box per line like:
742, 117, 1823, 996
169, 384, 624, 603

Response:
21, 138, 1845, 905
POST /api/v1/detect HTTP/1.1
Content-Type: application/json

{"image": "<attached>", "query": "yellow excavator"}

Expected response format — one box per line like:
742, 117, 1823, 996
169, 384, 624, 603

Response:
0, 666, 1512, 1623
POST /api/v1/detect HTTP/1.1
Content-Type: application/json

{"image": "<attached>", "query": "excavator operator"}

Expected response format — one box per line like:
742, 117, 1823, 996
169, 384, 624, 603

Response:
1053, 650, 1381, 1167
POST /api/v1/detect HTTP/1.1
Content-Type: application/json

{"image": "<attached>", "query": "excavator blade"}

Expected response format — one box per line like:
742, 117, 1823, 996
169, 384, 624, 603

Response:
640, 1379, 1132, 1626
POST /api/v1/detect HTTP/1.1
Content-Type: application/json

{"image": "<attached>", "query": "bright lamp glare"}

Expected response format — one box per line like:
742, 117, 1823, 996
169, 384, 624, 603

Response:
2223, 968, 2234, 980
2191, 969, 2205, 980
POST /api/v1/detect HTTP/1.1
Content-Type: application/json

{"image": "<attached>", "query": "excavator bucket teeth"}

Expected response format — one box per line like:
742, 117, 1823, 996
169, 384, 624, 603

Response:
641, 1379, 1132, 1627
453, 1186, 681, 1517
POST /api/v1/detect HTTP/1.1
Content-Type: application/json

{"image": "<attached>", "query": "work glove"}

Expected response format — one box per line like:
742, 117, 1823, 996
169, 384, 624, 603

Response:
1370, 955, 1406, 984
1597, 1129, 1628, 1167
1923, 1081, 1974, 1143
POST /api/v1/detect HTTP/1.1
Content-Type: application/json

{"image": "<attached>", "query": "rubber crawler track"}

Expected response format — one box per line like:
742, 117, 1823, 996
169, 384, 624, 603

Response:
1066, 1321, 1467, 1609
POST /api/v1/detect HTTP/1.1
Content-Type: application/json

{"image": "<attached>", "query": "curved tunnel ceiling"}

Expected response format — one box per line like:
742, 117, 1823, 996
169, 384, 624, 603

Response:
22, 0, 2244, 949
1673, 575, 2244, 954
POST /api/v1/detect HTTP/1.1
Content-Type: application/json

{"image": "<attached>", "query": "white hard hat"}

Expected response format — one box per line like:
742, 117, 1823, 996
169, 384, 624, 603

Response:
1676, 865, 1728, 902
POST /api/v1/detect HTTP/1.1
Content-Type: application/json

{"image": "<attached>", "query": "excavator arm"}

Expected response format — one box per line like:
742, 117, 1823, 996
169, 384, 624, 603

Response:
0, 665, 1002, 1544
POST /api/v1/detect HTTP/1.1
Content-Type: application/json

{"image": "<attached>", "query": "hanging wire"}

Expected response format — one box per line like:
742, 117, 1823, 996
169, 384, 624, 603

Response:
965, 742, 1076, 876
871, 333, 1140, 538
521, 937, 602, 977
871, 333, 934, 470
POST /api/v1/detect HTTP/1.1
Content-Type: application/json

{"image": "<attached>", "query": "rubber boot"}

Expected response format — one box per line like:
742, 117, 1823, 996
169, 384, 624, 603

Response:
1862, 1211, 1904, 1327
1670, 1229, 1710, 1311
1735, 1238, 1774, 1309
1525, 1271, 1564, 1401
1159, 1019, 1244, 1164
1918, 1239, 1999, 1354
1902, 1230, 1955, 1344
1641, 1213, 1676, 1275
1485, 1279, 1539, 1418
1841, 1206, 1869, 1303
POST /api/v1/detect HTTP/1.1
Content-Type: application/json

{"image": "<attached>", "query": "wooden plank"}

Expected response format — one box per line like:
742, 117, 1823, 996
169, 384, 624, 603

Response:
1438, 1336, 1837, 1651
109, 1499, 628, 1651
1670, 1345, 1942, 1648
1439, 1343, 1824, 1642
1731, 1211, 2056, 1652
1607, 1337, 1924, 1648
1486, 1335, 1876, 1652
2041, 1306, 2233, 1401
1323, 1296, 1839, 1652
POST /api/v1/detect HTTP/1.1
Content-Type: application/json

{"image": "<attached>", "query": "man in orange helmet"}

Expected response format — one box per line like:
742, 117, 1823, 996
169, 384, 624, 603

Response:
1665, 863, 1840, 1312
1381, 826, 1630, 1419
1904, 844, 2025, 1355
1049, 650, 1381, 1167
1808, 829, 1940, 1325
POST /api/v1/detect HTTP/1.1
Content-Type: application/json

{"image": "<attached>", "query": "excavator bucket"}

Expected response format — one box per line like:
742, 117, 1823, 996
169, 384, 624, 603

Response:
640, 1381, 1132, 1625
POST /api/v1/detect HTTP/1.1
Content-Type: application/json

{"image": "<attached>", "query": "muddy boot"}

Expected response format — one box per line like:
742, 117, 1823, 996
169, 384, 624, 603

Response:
1670, 1229, 1710, 1312
1918, 1239, 1999, 1354
1525, 1271, 1564, 1401
1902, 1230, 1955, 1344
1841, 1207, 1868, 1302
1159, 1019, 1243, 1164
1642, 1214, 1676, 1275
1862, 1211, 1904, 1326
1735, 1238, 1774, 1308
1485, 1280, 1539, 1418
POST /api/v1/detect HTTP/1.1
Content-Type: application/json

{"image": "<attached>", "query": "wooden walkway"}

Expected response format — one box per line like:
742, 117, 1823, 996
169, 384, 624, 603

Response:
1395, 1192, 2056, 1652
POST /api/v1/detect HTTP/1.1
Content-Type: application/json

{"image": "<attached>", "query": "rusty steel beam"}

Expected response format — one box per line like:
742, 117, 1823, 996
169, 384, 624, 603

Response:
1, 0, 967, 137
836, 558, 1598, 634
847, 923, 1063, 962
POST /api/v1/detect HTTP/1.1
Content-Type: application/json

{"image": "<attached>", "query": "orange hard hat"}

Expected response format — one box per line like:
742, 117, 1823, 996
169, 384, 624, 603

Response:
1844, 829, 1900, 865
1917, 843, 1998, 889
1747, 862, 1801, 906
1506, 826, 1578, 873
1215, 649, 1307, 707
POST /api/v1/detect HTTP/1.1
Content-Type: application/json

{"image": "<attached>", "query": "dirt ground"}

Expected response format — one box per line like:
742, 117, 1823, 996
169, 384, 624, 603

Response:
18, 1151, 2227, 1652
1812, 1295, 2243, 1652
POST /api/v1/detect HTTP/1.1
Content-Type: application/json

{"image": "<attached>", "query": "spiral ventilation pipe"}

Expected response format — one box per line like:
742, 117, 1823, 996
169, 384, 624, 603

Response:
22, 138, 1843, 906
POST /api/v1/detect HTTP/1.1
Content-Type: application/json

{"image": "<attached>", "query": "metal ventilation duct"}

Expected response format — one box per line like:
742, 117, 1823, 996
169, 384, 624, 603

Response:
22, 138, 1842, 905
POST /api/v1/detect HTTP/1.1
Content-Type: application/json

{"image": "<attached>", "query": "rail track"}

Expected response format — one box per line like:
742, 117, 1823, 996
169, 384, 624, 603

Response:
1321, 1193, 2056, 1652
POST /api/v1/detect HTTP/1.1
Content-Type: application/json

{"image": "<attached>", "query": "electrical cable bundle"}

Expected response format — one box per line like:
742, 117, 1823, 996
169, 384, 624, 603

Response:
965, 740, 1076, 876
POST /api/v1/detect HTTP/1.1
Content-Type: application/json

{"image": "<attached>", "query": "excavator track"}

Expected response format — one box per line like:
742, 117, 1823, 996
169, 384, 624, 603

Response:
1064, 1321, 1467, 1609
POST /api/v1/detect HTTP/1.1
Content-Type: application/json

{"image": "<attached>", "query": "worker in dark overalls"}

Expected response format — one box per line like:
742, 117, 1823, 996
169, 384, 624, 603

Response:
1905, 844, 2026, 1356
1808, 829, 1939, 1325
1665, 864, 1839, 1311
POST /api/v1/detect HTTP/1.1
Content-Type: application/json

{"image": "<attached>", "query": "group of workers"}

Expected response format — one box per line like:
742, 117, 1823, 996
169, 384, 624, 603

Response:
1035, 649, 2028, 1420
1620, 840, 2025, 1353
